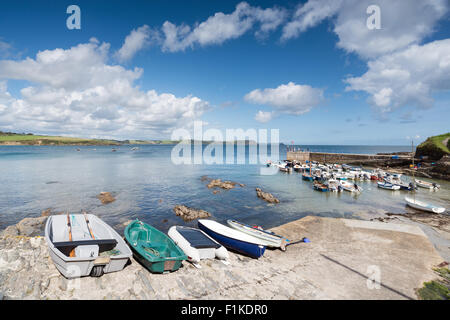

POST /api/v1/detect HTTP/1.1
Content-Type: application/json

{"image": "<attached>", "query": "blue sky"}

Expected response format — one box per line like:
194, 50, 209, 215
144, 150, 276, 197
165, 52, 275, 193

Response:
0, 0, 449, 145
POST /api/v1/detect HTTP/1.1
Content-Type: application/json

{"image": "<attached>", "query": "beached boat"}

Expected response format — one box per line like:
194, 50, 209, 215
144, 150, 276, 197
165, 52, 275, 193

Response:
313, 181, 329, 192
377, 182, 400, 190
226, 219, 288, 250
340, 180, 362, 193
168, 226, 229, 265
405, 196, 445, 214
124, 220, 187, 273
198, 219, 266, 258
415, 179, 440, 190
45, 213, 132, 278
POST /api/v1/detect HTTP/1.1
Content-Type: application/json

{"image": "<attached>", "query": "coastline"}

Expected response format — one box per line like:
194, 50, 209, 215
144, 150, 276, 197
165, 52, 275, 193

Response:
0, 213, 447, 300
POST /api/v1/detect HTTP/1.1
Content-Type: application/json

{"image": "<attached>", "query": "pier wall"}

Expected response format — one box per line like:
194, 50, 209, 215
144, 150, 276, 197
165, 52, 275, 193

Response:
286, 151, 410, 164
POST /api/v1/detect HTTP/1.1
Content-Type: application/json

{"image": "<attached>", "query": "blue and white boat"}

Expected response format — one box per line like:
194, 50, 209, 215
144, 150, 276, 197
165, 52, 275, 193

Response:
198, 219, 266, 258
377, 182, 401, 190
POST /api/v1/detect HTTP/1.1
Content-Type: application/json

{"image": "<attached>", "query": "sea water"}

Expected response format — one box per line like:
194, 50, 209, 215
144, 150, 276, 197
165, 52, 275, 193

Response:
0, 144, 448, 234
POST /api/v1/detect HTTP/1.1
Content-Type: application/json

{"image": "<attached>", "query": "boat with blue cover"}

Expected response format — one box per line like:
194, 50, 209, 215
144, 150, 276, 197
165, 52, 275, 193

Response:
198, 219, 266, 258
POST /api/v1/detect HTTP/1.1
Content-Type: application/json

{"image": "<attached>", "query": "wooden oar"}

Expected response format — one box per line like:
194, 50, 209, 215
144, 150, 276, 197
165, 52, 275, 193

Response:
82, 211, 95, 240
67, 212, 75, 257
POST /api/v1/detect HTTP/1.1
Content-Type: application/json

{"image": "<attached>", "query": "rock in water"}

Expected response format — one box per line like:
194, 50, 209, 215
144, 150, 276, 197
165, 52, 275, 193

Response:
173, 205, 211, 221
97, 192, 116, 204
207, 179, 236, 190
255, 188, 280, 204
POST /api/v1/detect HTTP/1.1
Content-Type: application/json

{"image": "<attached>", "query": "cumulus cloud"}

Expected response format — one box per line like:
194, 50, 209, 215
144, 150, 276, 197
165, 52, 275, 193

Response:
0, 40, 210, 138
254, 110, 274, 123
115, 25, 159, 62
345, 39, 450, 112
161, 2, 287, 52
245, 82, 324, 116
282, 0, 448, 59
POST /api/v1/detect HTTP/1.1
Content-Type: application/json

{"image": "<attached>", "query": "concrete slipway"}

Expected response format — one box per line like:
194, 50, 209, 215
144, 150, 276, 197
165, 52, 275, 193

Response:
0, 216, 445, 300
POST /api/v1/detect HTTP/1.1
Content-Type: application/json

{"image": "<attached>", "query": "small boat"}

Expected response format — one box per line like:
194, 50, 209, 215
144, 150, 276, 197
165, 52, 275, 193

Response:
377, 182, 401, 190
340, 180, 362, 193
415, 179, 440, 190
198, 219, 266, 258
226, 219, 288, 250
131, 147, 139, 151
302, 173, 314, 181
405, 196, 445, 214
168, 226, 229, 265
313, 181, 329, 192
279, 166, 292, 173
45, 213, 132, 278
326, 179, 343, 192
124, 220, 187, 273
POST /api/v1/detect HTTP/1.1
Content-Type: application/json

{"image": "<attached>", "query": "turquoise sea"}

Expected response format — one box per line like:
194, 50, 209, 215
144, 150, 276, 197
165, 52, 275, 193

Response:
0, 144, 448, 234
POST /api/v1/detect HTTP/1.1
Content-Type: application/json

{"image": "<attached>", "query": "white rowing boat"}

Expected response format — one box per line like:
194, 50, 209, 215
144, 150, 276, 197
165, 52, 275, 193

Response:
415, 179, 440, 190
377, 182, 401, 190
405, 196, 445, 214
45, 213, 132, 278
226, 219, 288, 250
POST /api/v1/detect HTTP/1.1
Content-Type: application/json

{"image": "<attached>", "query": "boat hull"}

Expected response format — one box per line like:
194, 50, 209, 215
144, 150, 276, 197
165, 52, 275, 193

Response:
198, 220, 266, 259
226, 220, 285, 248
405, 197, 445, 214
124, 220, 187, 273
45, 214, 132, 279
168, 226, 229, 263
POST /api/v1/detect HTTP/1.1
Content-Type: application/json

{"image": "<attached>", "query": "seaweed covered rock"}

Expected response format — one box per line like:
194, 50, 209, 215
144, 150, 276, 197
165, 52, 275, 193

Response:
173, 205, 211, 221
255, 188, 280, 204
202, 176, 245, 191
97, 192, 116, 204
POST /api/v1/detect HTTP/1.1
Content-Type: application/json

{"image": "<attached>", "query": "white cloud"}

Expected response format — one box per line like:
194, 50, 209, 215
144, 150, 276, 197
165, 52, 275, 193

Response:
0, 40, 210, 138
245, 82, 324, 115
115, 25, 159, 62
345, 39, 450, 112
254, 110, 274, 123
161, 2, 286, 52
282, 0, 448, 59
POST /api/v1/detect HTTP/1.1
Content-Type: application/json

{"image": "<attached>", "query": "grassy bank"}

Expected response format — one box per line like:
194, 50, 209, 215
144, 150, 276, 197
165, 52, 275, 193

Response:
415, 132, 450, 160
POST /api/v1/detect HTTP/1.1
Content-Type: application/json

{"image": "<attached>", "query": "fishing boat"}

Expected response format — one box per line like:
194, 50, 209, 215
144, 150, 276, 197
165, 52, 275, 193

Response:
168, 226, 229, 266
405, 196, 445, 214
279, 166, 292, 173
326, 179, 343, 192
302, 172, 314, 181
415, 179, 440, 190
198, 219, 266, 258
124, 220, 187, 273
340, 180, 362, 193
313, 181, 329, 192
226, 219, 288, 250
45, 213, 132, 278
377, 182, 401, 190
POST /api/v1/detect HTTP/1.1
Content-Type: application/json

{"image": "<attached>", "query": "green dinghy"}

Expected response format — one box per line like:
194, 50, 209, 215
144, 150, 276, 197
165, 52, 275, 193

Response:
124, 220, 187, 273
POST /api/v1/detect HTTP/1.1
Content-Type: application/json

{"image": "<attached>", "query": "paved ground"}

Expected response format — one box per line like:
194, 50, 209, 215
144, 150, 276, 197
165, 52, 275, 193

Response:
0, 216, 445, 300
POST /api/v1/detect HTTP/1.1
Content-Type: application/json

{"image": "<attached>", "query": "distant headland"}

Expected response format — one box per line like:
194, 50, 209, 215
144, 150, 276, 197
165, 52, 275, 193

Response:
0, 131, 258, 146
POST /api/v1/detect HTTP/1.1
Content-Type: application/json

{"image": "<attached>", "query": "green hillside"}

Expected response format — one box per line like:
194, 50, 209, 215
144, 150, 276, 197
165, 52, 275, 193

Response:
415, 132, 450, 160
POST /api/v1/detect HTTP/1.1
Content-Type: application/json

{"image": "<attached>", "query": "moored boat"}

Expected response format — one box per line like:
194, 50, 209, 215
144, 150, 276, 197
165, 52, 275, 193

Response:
405, 196, 445, 214
168, 226, 229, 265
198, 219, 266, 258
415, 179, 440, 190
226, 219, 288, 250
124, 220, 187, 273
302, 173, 314, 181
45, 213, 132, 278
377, 182, 400, 190
313, 181, 329, 192
340, 180, 362, 193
